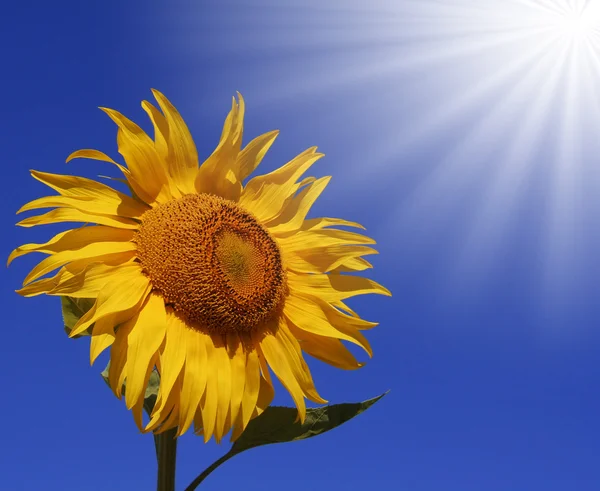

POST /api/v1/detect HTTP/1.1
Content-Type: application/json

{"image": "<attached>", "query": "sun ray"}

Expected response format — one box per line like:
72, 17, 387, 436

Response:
454, 40, 572, 286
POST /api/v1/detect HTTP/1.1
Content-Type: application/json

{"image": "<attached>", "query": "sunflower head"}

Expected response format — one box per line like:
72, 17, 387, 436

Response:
9, 90, 390, 443
134, 192, 287, 334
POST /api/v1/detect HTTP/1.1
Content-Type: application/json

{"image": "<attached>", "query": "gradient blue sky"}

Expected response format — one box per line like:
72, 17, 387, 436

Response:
2, 1, 599, 490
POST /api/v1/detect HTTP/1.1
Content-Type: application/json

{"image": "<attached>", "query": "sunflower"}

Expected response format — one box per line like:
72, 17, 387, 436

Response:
8, 91, 390, 443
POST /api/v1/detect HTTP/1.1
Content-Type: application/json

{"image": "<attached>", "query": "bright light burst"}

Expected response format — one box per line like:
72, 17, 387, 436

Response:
168, 0, 600, 315
553, 2, 599, 39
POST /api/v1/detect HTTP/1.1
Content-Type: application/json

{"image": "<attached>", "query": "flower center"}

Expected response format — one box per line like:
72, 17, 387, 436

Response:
135, 193, 287, 334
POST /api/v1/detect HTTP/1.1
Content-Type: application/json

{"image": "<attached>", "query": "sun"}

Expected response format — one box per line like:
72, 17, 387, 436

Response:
555, 10, 594, 40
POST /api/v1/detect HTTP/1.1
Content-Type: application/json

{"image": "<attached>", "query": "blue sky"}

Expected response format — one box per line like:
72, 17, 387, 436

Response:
2, 0, 599, 489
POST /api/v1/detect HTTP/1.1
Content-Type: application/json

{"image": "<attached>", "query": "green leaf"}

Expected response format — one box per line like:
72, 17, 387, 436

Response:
231, 391, 388, 454
184, 392, 389, 491
100, 361, 161, 416
61, 296, 95, 338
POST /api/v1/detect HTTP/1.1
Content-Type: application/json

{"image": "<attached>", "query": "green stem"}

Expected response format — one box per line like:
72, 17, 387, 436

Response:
156, 428, 178, 491
183, 450, 239, 491
153, 433, 160, 461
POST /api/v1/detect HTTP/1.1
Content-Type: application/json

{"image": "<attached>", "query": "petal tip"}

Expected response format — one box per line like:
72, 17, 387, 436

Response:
98, 106, 117, 119
151, 89, 168, 105
6, 250, 18, 267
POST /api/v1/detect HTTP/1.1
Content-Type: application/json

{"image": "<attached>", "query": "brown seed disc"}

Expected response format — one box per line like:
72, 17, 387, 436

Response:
134, 193, 287, 333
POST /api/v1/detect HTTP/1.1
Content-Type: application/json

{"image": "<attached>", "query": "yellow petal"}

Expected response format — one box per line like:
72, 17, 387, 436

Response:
90, 314, 117, 365
288, 323, 363, 370
276, 319, 327, 404
239, 149, 323, 222
193, 408, 205, 437
66, 149, 143, 195
256, 323, 307, 422
147, 371, 183, 433
320, 300, 378, 358
16, 269, 65, 297
29, 170, 148, 218
287, 272, 391, 302
140, 100, 184, 201
108, 320, 135, 398
177, 326, 208, 437
236, 130, 279, 182
153, 312, 188, 416
17, 194, 145, 219
255, 354, 275, 416
301, 217, 366, 231
231, 345, 259, 440
66, 149, 121, 168
9, 225, 134, 267
199, 334, 219, 443
227, 334, 246, 432
277, 229, 375, 253
195, 94, 245, 200
214, 339, 232, 443
15, 254, 133, 297
141, 100, 170, 163
332, 299, 360, 318
151, 90, 199, 195
283, 244, 378, 274
132, 377, 152, 431
69, 270, 151, 337
154, 377, 183, 434
276, 224, 378, 274
283, 294, 374, 356
22, 243, 137, 286
50, 262, 142, 298
265, 176, 331, 234
17, 208, 139, 230
125, 293, 167, 409
329, 256, 373, 273
101, 107, 172, 205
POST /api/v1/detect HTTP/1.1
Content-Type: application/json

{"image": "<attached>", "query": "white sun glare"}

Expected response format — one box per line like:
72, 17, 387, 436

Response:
554, 4, 596, 40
